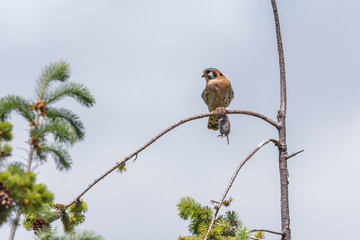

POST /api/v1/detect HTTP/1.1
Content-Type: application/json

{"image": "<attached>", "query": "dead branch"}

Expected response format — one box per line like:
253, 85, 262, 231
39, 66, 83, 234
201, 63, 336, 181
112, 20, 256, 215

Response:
66, 110, 277, 208
203, 139, 277, 240
287, 150, 304, 160
227, 110, 279, 128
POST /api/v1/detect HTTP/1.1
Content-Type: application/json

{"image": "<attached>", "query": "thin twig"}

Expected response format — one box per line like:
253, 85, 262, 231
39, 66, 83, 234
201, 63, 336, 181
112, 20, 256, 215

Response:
66, 110, 277, 208
203, 139, 277, 240
251, 229, 284, 236
287, 149, 304, 160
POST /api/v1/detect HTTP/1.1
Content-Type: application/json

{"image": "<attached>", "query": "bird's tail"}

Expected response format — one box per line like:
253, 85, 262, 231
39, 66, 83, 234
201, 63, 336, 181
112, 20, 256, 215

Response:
207, 115, 218, 131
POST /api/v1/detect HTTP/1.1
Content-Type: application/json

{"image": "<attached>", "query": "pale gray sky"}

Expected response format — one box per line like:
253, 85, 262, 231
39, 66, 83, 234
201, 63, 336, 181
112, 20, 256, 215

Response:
1, 0, 360, 239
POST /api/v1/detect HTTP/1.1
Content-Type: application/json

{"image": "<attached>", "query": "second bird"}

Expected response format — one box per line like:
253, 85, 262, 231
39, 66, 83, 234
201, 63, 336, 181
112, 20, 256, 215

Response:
201, 68, 234, 130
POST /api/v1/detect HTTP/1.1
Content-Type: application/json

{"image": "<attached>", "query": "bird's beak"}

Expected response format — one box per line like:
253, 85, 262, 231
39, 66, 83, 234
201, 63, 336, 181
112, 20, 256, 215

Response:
201, 73, 205, 78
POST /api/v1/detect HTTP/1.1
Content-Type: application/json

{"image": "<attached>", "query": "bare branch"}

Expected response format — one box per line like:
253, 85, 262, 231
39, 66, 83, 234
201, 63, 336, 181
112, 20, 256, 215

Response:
227, 110, 279, 128
66, 110, 277, 207
287, 149, 304, 160
251, 229, 284, 236
66, 112, 208, 207
203, 139, 277, 240
210, 200, 220, 205
271, 0, 287, 114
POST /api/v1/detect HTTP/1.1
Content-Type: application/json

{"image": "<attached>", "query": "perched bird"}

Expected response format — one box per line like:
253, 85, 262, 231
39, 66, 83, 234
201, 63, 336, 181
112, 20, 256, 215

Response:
201, 68, 234, 130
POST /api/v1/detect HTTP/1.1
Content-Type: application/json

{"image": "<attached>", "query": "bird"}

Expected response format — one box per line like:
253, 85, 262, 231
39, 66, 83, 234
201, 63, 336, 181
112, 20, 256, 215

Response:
201, 68, 234, 131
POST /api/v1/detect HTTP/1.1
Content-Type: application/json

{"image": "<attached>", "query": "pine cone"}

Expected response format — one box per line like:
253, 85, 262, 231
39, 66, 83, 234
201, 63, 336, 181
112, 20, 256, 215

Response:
0, 150, 10, 157
0, 182, 13, 212
32, 217, 49, 233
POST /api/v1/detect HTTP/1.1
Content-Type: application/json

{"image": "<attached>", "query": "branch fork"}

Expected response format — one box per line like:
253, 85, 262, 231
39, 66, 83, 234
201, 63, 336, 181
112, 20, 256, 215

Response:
203, 138, 278, 240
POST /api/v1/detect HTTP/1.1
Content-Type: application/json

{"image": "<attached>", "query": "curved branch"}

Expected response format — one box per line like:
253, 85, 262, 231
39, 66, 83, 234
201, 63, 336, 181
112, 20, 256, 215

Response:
66, 112, 208, 207
66, 110, 277, 207
203, 138, 278, 240
227, 110, 279, 128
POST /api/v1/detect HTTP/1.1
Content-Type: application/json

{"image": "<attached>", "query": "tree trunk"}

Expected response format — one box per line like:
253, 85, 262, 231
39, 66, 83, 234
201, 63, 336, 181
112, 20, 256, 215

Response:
278, 112, 291, 240
270, 0, 291, 239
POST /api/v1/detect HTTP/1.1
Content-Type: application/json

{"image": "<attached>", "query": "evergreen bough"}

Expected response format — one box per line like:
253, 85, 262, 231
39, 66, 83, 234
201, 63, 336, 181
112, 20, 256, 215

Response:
0, 60, 97, 238
177, 196, 257, 240
0, 60, 95, 171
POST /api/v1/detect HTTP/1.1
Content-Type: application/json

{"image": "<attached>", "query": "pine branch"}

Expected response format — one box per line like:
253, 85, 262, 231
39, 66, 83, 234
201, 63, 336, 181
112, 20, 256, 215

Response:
0, 121, 13, 141
37, 143, 72, 171
203, 139, 278, 240
36, 60, 71, 100
46, 107, 85, 141
66, 110, 277, 208
43, 82, 95, 107
31, 119, 78, 145
177, 197, 213, 235
0, 95, 34, 122
235, 225, 252, 240
178, 197, 204, 221
5, 60, 95, 240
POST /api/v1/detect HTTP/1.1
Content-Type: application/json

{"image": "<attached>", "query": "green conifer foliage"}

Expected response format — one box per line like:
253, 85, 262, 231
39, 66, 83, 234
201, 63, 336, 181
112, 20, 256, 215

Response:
35, 228, 104, 240
0, 163, 54, 225
177, 197, 254, 240
0, 121, 13, 159
0, 60, 96, 238
0, 60, 95, 171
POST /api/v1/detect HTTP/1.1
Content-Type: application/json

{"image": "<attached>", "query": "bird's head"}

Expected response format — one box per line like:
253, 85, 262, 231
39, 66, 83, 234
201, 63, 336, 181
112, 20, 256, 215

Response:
202, 68, 224, 81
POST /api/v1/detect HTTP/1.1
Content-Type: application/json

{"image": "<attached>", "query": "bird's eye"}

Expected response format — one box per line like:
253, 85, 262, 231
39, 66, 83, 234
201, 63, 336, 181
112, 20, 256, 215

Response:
219, 72, 223, 76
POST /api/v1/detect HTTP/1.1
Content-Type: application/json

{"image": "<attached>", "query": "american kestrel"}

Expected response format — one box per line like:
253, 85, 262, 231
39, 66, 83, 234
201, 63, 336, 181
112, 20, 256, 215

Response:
201, 68, 234, 131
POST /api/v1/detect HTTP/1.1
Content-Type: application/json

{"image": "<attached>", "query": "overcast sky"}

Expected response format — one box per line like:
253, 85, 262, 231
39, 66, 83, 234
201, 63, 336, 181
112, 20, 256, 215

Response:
1, 0, 360, 239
